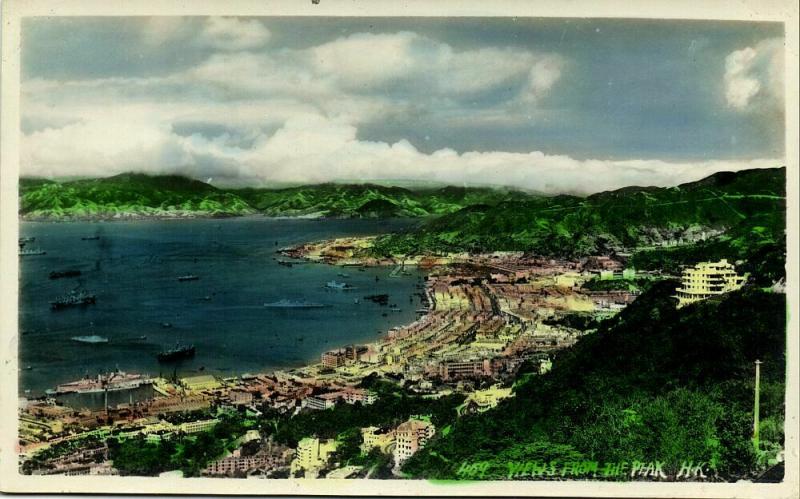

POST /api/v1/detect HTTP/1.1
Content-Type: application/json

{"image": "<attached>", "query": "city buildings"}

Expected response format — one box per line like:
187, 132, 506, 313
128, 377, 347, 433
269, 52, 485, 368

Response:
673, 259, 747, 308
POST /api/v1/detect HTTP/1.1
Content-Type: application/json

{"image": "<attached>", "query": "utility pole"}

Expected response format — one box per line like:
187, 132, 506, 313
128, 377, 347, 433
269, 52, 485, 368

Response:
753, 360, 762, 453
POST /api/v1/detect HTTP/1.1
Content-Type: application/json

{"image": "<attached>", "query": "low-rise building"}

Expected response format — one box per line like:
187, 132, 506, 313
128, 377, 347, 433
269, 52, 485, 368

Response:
180, 375, 222, 392
360, 426, 395, 454
457, 385, 514, 416
290, 437, 338, 476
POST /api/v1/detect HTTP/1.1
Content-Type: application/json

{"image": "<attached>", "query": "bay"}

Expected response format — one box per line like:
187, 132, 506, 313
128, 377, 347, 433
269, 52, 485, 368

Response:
18, 217, 424, 400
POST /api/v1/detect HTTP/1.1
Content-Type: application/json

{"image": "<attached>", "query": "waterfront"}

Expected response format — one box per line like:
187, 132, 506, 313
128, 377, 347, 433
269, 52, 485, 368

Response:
18, 217, 424, 398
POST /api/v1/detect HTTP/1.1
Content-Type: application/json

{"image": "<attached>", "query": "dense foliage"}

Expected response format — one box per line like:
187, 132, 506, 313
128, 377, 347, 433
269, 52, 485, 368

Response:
401, 283, 786, 480
108, 412, 250, 477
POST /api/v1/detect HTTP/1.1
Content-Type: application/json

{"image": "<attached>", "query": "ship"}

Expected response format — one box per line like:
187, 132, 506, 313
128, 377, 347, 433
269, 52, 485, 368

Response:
49, 269, 82, 279
363, 293, 390, 305
326, 280, 354, 290
50, 289, 96, 310
157, 342, 196, 362
71, 335, 109, 344
19, 247, 46, 256
264, 299, 332, 309
46, 370, 152, 395
81, 235, 100, 241
177, 274, 199, 281
19, 237, 36, 244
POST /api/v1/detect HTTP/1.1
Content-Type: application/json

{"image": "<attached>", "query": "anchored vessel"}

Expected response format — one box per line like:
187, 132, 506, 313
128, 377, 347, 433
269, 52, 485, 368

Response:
177, 274, 200, 281
19, 247, 47, 256
49, 270, 82, 280
157, 342, 196, 362
325, 280, 354, 290
264, 299, 331, 309
71, 335, 109, 344
50, 289, 96, 310
46, 370, 152, 395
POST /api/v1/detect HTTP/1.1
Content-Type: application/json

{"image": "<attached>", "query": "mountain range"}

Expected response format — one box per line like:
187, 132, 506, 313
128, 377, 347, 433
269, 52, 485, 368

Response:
20, 168, 786, 281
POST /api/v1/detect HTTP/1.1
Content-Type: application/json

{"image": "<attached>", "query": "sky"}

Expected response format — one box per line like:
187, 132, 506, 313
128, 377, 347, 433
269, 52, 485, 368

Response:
20, 17, 785, 194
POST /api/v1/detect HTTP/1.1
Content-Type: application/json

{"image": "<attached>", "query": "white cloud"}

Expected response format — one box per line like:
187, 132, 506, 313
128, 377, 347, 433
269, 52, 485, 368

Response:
21, 111, 780, 194
724, 38, 783, 110
199, 17, 271, 51
141, 17, 270, 51
310, 31, 561, 100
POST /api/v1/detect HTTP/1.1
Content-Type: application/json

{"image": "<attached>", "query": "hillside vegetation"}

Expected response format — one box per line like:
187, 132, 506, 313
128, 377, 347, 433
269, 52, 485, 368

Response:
19, 174, 528, 220
402, 282, 787, 481
372, 167, 786, 275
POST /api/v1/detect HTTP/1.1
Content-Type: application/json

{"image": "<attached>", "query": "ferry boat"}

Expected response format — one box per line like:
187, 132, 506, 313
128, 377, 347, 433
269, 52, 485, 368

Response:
50, 289, 96, 310
46, 370, 152, 395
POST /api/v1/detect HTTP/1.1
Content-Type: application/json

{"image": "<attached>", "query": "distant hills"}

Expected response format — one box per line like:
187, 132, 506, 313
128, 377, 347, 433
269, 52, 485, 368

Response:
18, 173, 528, 220
372, 167, 786, 279
19, 168, 786, 282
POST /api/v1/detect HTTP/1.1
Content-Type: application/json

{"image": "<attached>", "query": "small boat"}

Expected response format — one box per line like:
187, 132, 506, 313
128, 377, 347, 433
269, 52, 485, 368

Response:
337, 272, 350, 278
177, 274, 199, 281
264, 299, 331, 309
19, 247, 46, 256
161, 322, 173, 328
71, 335, 109, 344
326, 280, 354, 290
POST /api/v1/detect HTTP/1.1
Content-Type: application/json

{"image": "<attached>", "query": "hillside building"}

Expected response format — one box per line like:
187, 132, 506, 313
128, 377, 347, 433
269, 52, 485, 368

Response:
673, 259, 747, 308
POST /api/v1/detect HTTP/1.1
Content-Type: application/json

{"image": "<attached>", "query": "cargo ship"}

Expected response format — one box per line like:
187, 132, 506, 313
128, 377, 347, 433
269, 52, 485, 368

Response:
46, 370, 152, 395
157, 342, 196, 362
177, 274, 199, 281
50, 289, 96, 310
50, 270, 82, 280
19, 247, 46, 256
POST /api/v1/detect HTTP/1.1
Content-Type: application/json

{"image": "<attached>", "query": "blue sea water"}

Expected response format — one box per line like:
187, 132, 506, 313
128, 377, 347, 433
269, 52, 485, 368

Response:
18, 217, 425, 400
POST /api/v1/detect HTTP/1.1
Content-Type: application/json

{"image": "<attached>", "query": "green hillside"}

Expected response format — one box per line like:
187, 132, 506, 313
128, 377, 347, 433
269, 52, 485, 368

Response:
372, 167, 786, 275
401, 282, 787, 480
19, 175, 529, 220
19, 173, 255, 219
231, 183, 530, 218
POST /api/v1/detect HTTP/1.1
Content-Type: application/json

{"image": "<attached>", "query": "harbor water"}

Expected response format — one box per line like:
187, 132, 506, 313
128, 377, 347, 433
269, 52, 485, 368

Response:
18, 217, 426, 402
